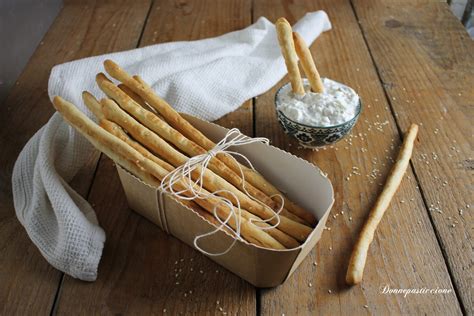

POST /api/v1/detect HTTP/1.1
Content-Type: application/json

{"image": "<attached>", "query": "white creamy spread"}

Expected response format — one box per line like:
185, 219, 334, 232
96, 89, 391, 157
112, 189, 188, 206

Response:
277, 78, 360, 127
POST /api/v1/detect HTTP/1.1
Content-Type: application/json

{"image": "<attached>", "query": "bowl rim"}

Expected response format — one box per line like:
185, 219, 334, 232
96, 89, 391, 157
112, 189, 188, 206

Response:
274, 80, 362, 129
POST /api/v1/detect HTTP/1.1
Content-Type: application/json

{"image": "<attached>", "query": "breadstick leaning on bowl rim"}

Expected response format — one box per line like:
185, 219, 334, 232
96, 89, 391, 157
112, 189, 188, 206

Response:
103, 59, 317, 226
346, 123, 419, 285
292, 31, 324, 93
52, 96, 286, 250
275, 18, 305, 95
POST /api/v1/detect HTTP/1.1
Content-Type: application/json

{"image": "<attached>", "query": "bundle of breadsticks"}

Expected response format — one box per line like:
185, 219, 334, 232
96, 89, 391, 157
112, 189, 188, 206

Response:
275, 17, 324, 94
51, 59, 317, 251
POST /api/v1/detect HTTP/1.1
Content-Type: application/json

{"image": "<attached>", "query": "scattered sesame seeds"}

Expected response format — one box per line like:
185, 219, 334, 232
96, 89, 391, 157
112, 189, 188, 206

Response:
328, 289, 332, 294
309, 282, 313, 287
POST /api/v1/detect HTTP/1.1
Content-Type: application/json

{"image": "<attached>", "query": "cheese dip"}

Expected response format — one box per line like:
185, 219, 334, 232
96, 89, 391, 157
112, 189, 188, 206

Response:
276, 78, 359, 127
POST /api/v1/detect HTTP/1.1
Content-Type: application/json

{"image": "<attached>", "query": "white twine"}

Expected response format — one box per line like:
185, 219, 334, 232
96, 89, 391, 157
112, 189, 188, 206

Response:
159, 128, 284, 256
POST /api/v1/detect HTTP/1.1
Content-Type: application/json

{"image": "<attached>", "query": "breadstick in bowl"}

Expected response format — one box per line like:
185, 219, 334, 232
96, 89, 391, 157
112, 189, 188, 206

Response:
346, 124, 419, 285
292, 31, 324, 93
275, 18, 305, 95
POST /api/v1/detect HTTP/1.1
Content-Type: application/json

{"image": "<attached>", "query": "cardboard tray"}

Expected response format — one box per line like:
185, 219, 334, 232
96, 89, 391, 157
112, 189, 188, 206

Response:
116, 114, 334, 288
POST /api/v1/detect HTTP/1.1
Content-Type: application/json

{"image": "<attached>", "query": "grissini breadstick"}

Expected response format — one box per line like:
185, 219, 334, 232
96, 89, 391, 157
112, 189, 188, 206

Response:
100, 97, 312, 241
100, 118, 299, 247
241, 210, 300, 248
346, 124, 419, 285
118, 83, 152, 111
275, 18, 305, 95
100, 119, 174, 172
96, 74, 309, 226
52, 96, 285, 250
83, 91, 174, 172
104, 60, 317, 225
82, 91, 105, 120
292, 31, 324, 93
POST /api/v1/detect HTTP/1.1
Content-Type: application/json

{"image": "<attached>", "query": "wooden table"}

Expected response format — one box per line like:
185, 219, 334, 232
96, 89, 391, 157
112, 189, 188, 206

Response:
1, 0, 472, 315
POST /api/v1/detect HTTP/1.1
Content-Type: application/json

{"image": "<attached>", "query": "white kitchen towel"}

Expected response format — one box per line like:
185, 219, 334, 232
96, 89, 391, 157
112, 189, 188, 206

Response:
12, 12, 331, 281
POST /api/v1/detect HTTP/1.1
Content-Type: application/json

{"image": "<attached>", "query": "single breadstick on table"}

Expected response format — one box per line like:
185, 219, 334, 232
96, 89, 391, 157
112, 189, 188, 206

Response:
52, 96, 285, 250
96, 74, 309, 226
275, 18, 305, 95
292, 32, 324, 93
100, 98, 312, 241
346, 124, 419, 285
104, 60, 317, 226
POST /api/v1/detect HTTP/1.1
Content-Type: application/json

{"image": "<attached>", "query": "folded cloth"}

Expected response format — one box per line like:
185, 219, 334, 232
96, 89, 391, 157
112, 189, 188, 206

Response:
12, 12, 331, 281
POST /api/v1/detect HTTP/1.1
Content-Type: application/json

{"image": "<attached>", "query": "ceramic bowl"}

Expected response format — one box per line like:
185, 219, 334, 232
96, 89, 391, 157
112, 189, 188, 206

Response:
274, 81, 362, 148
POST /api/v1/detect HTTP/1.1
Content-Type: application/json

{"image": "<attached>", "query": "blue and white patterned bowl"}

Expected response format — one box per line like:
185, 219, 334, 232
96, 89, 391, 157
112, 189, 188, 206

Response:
274, 81, 362, 148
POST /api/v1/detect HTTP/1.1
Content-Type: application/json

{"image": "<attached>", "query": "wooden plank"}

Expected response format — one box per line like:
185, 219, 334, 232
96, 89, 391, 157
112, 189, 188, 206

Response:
254, 0, 462, 314
0, 0, 62, 103
351, 0, 473, 312
55, 0, 256, 314
0, 1, 152, 314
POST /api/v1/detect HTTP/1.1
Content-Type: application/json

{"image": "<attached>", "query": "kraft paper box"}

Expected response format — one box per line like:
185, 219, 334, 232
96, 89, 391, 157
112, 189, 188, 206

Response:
116, 115, 334, 288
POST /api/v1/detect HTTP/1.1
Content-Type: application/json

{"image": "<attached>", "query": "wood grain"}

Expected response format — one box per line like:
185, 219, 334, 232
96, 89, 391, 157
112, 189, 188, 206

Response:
54, 0, 256, 314
351, 1, 473, 312
0, 1, 152, 315
254, 0, 462, 314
